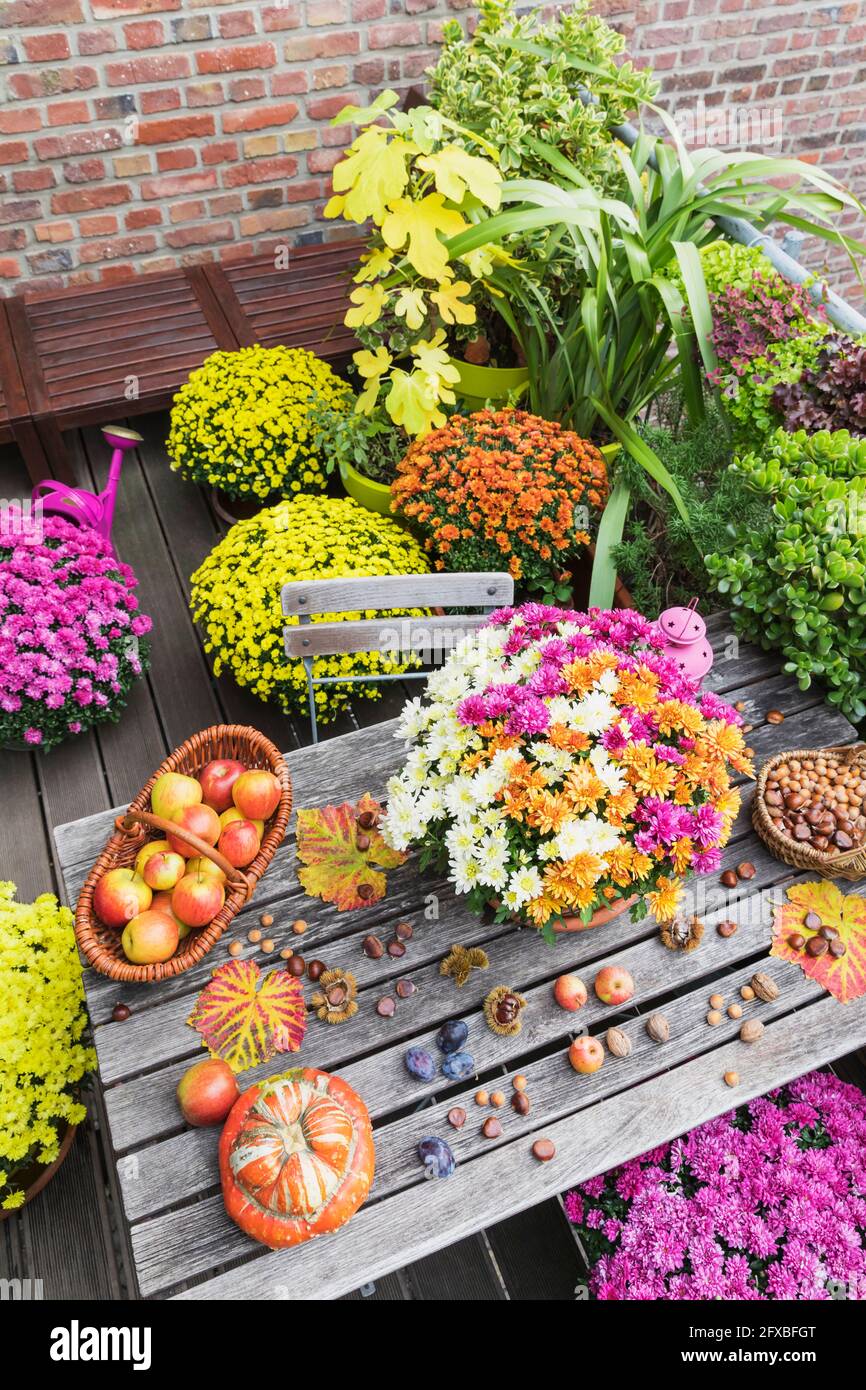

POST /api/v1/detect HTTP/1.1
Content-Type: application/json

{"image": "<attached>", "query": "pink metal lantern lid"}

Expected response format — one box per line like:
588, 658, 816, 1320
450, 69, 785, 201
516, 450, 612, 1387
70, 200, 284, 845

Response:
655, 598, 713, 681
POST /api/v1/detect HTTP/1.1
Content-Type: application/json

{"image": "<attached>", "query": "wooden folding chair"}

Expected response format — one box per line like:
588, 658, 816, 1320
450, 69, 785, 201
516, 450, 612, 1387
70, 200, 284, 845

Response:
282, 572, 515, 743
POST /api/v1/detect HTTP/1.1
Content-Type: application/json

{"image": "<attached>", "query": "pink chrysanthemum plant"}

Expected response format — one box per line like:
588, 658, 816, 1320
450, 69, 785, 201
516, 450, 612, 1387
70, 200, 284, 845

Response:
0, 516, 152, 752
565, 1070, 866, 1300
382, 604, 752, 939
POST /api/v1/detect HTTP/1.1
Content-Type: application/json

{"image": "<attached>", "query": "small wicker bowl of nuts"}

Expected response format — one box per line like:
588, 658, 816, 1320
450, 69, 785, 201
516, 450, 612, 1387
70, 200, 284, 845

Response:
752, 744, 866, 882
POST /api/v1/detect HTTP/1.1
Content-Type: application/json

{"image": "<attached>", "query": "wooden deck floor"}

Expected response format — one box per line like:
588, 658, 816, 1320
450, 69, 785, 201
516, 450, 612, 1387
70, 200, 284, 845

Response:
0, 415, 585, 1300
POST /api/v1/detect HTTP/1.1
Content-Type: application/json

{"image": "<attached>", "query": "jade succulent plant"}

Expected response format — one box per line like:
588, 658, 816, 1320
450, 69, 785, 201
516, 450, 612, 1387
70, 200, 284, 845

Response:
706, 427, 866, 721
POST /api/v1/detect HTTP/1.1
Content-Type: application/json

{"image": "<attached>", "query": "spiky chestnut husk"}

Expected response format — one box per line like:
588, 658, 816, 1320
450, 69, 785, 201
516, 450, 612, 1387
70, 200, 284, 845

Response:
440, 943, 489, 988
483, 985, 526, 1037
659, 914, 704, 953
311, 968, 358, 1024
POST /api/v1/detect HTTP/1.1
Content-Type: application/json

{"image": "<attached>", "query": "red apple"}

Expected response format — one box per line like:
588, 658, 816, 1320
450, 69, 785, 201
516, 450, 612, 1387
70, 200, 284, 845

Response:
186, 855, 226, 884
553, 973, 588, 1012
134, 838, 171, 878
121, 908, 178, 964
219, 805, 264, 839
177, 1058, 239, 1127
218, 818, 260, 869
94, 867, 152, 930
593, 964, 636, 1007
198, 758, 246, 814
569, 1036, 605, 1074
151, 891, 192, 940
142, 849, 186, 892
151, 771, 202, 822
172, 870, 225, 929
166, 803, 221, 858
232, 768, 280, 822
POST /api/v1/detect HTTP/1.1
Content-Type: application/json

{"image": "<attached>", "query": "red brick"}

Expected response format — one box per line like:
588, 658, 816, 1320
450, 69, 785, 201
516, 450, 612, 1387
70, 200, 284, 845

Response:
306, 92, 360, 120
140, 170, 217, 199
51, 184, 131, 213
284, 32, 359, 60
246, 186, 282, 209
271, 71, 309, 95
34, 219, 74, 242
352, 0, 385, 17
0, 197, 42, 224
123, 19, 165, 47
229, 77, 267, 101
156, 148, 197, 171
202, 139, 239, 164
307, 0, 348, 24
91, 0, 180, 14
169, 198, 206, 223
0, 142, 29, 165
187, 81, 224, 106
308, 147, 344, 173
79, 233, 157, 263
240, 206, 310, 235
13, 168, 55, 191
79, 213, 119, 236
106, 56, 190, 85
47, 99, 90, 125
9, 66, 98, 99
0, 258, 22, 277
171, 14, 211, 41
196, 43, 277, 75
77, 28, 116, 55
222, 154, 298, 186
35, 130, 121, 160
0, 108, 42, 133
368, 22, 422, 48
62, 156, 106, 182
284, 177, 323, 202
223, 101, 299, 133
138, 113, 215, 144
208, 192, 242, 214
125, 206, 162, 228
23, 32, 71, 61
312, 64, 349, 89
0, 228, 27, 250
164, 221, 233, 247
262, 4, 300, 30
219, 10, 256, 38
5, 0, 83, 22
140, 87, 182, 113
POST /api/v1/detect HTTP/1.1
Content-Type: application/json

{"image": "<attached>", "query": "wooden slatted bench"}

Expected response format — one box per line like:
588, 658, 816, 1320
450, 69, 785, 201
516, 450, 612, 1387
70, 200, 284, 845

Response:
0, 239, 361, 485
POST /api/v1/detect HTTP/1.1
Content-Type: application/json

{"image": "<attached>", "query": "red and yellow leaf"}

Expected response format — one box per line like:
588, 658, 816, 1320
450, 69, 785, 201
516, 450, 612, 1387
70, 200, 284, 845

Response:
296, 792, 407, 911
770, 879, 866, 1003
187, 959, 307, 1073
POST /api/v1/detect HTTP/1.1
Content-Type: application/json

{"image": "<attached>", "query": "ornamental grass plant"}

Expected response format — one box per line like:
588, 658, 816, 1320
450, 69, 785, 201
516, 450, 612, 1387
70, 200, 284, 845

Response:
190, 495, 430, 723
167, 345, 352, 501
390, 409, 608, 600
565, 1071, 866, 1300
0, 882, 95, 1210
0, 516, 151, 752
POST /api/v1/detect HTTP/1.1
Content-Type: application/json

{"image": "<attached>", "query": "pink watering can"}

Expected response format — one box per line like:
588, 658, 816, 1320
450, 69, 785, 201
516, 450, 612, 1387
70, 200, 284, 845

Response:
654, 597, 714, 681
31, 424, 142, 549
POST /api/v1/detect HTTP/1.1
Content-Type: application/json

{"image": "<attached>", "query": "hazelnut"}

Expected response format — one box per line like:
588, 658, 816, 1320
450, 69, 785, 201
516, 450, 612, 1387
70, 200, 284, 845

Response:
709, 993, 725, 1010
260, 913, 274, 928
724, 1071, 740, 1087
512, 1074, 528, 1092
292, 919, 308, 935
261, 938, 275, 954
490, 1090, 506, 1108
740, 1019, 764, 1044
645, 1012, 670, 1042
740, 985, 755, 1001
750, 971, 779, 1002
727, 1002, 743, 1020
475, 1089, 489, 1107
279, 947, 293, 960
248, 928, 262, 943
605, 1026, 632, 1058
706, 1010, 722, 1026
228, 940, 243, 957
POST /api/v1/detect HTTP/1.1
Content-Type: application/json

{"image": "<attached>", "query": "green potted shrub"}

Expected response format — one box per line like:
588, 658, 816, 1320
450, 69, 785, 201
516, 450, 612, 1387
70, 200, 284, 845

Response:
307, 398, 407, 516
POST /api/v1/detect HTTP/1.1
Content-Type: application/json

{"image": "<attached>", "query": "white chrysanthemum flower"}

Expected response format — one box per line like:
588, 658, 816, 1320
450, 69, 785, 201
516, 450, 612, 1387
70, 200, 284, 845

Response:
537, 838, 560, 862
572, 689, 618, 735
504, 865, 543, 908
450, 854, 481, 895
589, 742, 627, 794
596, 667, 620, 695
555, 813, 621, 861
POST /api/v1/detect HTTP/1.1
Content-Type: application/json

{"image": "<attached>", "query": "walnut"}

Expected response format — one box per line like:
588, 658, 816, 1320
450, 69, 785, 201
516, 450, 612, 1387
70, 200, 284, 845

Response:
740, 1019, 765, 1044
645, 1013, 670, 1043
750, 971, 780, 1003
605, 1026, 632, 1058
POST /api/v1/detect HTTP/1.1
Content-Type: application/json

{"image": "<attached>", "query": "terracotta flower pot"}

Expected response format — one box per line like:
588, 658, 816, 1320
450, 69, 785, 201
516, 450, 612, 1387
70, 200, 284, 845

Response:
553, 893, 639, 933
0, 1123, 77, 1219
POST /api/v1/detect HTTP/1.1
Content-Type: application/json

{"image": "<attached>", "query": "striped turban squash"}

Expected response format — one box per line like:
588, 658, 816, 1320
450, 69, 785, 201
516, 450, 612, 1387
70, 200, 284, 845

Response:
220, 1067, 375, 1248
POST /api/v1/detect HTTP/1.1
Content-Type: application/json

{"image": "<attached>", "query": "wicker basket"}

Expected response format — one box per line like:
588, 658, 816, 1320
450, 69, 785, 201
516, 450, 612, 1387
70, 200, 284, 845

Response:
75, 725, 292, 983
751, 743, 866, 882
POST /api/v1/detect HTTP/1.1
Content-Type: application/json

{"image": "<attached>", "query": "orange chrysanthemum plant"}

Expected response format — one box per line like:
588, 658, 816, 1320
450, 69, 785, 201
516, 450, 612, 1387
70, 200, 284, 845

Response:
391, 409, 609, 601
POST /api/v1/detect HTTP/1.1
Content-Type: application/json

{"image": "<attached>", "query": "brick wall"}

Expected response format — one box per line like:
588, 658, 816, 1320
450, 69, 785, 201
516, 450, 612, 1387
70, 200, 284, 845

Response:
0, 0, 864, 303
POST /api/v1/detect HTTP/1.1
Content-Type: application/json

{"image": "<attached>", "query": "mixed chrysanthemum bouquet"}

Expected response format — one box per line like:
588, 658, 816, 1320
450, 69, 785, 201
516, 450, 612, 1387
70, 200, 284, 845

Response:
382, 605, 751, 936
565, 1071, 866, 1300
0, 516, 151, 752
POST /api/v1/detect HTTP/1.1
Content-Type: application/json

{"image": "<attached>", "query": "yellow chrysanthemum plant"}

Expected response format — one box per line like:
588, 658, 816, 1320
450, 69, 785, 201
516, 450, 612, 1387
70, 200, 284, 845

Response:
382, 607, 753, 943
167, 344, 353, 501
325, 90, 514, 436
0, 882, 95, 1210
190, 494, 431, 723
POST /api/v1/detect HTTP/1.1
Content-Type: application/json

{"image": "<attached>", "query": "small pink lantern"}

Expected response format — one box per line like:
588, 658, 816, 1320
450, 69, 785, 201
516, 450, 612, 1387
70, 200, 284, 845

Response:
654, 597, 713, 681
31, 424, 141, 551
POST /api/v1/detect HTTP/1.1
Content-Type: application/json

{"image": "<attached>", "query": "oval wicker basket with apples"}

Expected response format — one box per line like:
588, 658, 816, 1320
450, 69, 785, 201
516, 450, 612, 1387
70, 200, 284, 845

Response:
75, 726, 292, 983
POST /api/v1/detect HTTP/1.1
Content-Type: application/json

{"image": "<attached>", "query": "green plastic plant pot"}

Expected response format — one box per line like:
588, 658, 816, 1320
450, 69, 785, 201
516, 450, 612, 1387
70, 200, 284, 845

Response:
449, 356, 530, 412
339, 459, 393, 516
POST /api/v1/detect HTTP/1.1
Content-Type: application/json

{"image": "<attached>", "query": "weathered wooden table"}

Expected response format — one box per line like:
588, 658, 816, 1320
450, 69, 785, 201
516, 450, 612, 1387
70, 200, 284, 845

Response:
54, 617, 866, 1300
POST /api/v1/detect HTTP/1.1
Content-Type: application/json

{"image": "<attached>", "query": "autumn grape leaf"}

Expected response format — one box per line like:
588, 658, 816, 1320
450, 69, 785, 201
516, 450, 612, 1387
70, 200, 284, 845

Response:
430, 278, 475, 325
381, 193, 466, 280
386, 369, 444, 436
296, 792, 407, 911
329, 126, 415, 224
416, 146, 502, 211
770, 879, 866, 1003
187, 959, 307, 1073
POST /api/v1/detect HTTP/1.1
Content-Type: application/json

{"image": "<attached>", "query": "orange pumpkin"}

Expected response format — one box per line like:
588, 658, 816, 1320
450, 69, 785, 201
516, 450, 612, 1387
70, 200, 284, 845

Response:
220, 1067, 375, 1249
